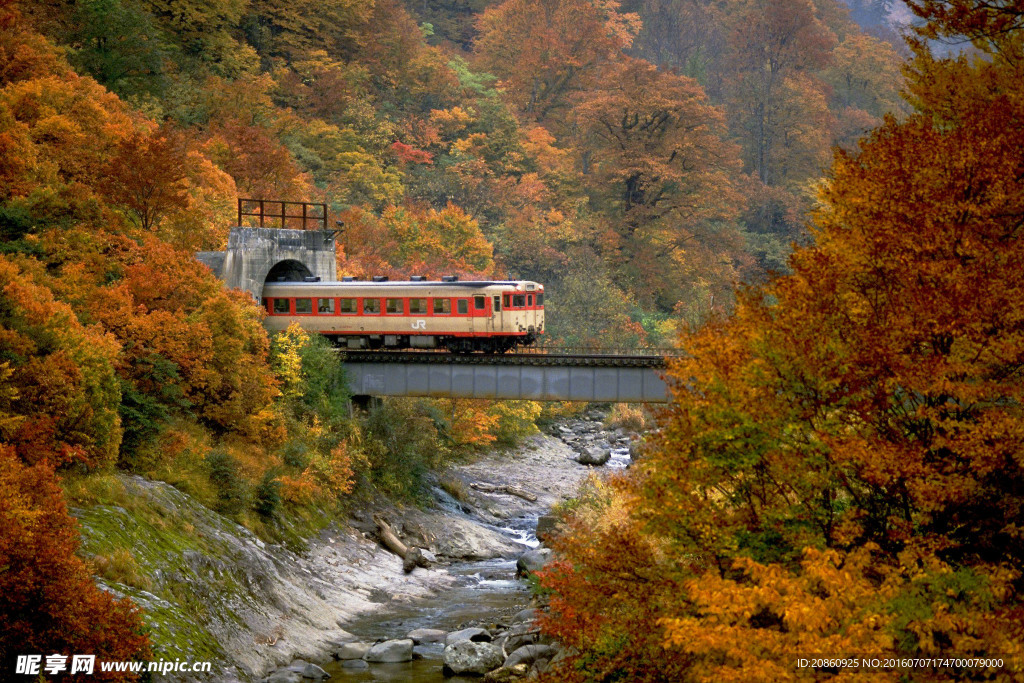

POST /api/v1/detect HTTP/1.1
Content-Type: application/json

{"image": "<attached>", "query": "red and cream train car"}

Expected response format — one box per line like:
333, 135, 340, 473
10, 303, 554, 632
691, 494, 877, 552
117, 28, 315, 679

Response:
261, 278, 544, 353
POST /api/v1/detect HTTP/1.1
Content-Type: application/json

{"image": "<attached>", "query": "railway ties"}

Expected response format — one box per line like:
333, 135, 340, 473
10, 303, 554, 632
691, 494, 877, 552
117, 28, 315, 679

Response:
339, 348, 676, 369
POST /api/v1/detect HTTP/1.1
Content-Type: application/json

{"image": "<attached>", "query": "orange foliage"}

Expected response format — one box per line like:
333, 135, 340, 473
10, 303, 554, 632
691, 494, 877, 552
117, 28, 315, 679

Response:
203, 121, 313, 201
0, 255, 122, 468
444, 399, 500, 449
537, 13, 1024, 680
475, 0, 640, 121
338, 203, 494, 279
0, 444, 150, 679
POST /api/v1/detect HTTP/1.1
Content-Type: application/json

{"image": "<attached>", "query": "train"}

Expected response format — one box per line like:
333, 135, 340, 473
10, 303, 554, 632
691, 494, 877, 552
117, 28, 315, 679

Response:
261, 277, 545, 353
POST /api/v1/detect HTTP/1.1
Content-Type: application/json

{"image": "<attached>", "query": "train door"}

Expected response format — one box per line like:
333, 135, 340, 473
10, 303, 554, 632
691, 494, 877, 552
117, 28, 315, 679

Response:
493, 294, 503, 333
472, 295, 487, 335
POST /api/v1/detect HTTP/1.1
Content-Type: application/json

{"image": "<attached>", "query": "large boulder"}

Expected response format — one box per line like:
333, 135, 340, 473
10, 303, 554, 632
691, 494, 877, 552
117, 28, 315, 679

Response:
511, 608, 540, 625
443, 640, 505, 676
445, 627, 491, 646
265, 671, 301, 683
432, 517, 526, 560
516, 548, 552, 578
364, 638, 414, 663
407, 628, 447, 644
576, 446, 611, 466
503, 644, 557, 669
334, 642, 370, 660
300, 663, 330, 680
535, 514, 560, 542
340, 660, 368, 670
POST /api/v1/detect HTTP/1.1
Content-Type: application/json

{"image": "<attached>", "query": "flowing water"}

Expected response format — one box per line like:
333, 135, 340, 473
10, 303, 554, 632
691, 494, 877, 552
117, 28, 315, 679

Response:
323, 517, 540, 681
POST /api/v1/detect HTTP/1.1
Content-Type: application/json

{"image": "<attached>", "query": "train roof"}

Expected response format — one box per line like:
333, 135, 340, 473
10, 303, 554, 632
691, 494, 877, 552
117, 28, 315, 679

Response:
261, 279, 543, 294
262, 279, 541, 288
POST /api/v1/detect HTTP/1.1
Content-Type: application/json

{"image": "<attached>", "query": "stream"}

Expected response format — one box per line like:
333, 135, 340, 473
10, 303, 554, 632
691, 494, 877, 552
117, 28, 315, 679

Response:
319, 445, 631, 682
322, 557, 533, 681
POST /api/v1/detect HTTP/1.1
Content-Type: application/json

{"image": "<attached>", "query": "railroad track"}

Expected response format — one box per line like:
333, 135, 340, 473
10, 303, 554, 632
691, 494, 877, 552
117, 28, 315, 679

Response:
340, 348, 678, 368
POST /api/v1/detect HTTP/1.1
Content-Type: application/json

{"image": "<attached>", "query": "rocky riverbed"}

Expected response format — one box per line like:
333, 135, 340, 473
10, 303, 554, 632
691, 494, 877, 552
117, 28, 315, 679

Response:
254, 411, 641, 683
78, 411, 639, 682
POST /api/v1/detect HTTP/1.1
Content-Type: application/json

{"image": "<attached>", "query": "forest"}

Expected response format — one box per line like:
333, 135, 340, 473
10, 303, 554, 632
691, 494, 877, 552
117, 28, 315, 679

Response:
2, 0, 1017, 677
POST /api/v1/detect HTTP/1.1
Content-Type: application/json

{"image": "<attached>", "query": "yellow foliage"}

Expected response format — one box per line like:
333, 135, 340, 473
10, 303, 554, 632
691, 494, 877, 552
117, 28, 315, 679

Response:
272, 323, 309, 402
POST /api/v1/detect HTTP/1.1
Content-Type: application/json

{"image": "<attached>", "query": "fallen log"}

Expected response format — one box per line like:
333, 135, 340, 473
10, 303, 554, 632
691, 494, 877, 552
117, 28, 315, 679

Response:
470, 482, 538, 502
374, 515, 431, 573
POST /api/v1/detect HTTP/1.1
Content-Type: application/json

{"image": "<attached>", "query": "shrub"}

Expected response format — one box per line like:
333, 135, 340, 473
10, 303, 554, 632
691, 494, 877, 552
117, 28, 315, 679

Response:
252, 472, 283, 518
205, 450, 247, 515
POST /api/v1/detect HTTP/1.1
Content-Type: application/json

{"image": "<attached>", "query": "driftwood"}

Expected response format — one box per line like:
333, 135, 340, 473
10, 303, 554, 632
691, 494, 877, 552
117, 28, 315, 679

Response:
374, 515, 431, 573
470, 482, 538, 502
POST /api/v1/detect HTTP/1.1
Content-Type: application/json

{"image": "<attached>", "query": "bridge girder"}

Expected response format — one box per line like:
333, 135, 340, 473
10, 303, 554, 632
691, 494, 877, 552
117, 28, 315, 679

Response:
344, 361, 669, 403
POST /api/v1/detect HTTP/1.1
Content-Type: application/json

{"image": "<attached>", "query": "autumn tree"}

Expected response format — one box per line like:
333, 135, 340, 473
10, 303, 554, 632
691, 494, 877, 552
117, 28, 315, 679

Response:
570, 59, 746, 307
474, 0, 640, 122
821, 32, 908, 148
721, 0, 835, 186
0, 255, 122, 469
0, 445, 150, 680
242, 0, 373, 64
338, 203, 494, 278
203, 120, 313, 200
99, 123, 191, 232
538, 6, 1024, 679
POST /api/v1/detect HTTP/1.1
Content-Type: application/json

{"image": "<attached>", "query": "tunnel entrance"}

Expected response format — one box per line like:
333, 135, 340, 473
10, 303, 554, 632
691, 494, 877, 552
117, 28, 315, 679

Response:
265, 259, 314, 284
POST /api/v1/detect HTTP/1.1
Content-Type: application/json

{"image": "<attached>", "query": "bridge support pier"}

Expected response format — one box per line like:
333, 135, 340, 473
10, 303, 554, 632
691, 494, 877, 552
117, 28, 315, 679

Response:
350, 395, 382, 413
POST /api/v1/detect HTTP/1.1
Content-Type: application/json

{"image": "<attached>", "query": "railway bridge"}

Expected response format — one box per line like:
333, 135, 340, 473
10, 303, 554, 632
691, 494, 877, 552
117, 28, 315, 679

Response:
193, 206, 674, 403
343, 348, 673, 403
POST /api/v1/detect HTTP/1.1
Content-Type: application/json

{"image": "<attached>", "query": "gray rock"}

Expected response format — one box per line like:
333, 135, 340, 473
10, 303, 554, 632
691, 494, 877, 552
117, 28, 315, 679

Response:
300, 663, 330, 680
407, 628, 447, 644
629, 441, 645, 460
445, 627, 491, 646
339, 659, 368, 670
285, 660, 309, 673
512, 608, 540, 625
335, 642, 370, 660
516, 548, 553, 577
413, 643, 445, 659
498, 633, 537, 654
443, 640, 505, 676
484, 664, 530, 681
577, 446, 611, 466
504, 644, 557, 669
432, 517, 526, 560
266, 672, 301, 683
535, 514, 560, 542
365, 638, 414, 663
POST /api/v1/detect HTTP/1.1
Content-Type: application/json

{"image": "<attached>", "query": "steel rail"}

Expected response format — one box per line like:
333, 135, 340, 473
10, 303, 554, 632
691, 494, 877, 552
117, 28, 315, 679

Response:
340, 349, 674, 368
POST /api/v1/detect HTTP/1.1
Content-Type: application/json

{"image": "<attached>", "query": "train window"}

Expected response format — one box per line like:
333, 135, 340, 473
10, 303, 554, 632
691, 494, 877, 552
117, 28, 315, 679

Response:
409, 298, 427, 314
363, 298, 380, 314
474, 295, 486, 310
433, 298, 450, 314
273, 298, 289, 315
504, 294, 511, 307
513, 294, 526, 307
457, 299, 469, 315
493, 296, 501, 312
339, 298, 357, 314
527, 294, 533, 307
295, 298, 313, 314
318, 298, 335, 314
385, 298, 404, 314
537, 293, 544, 306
